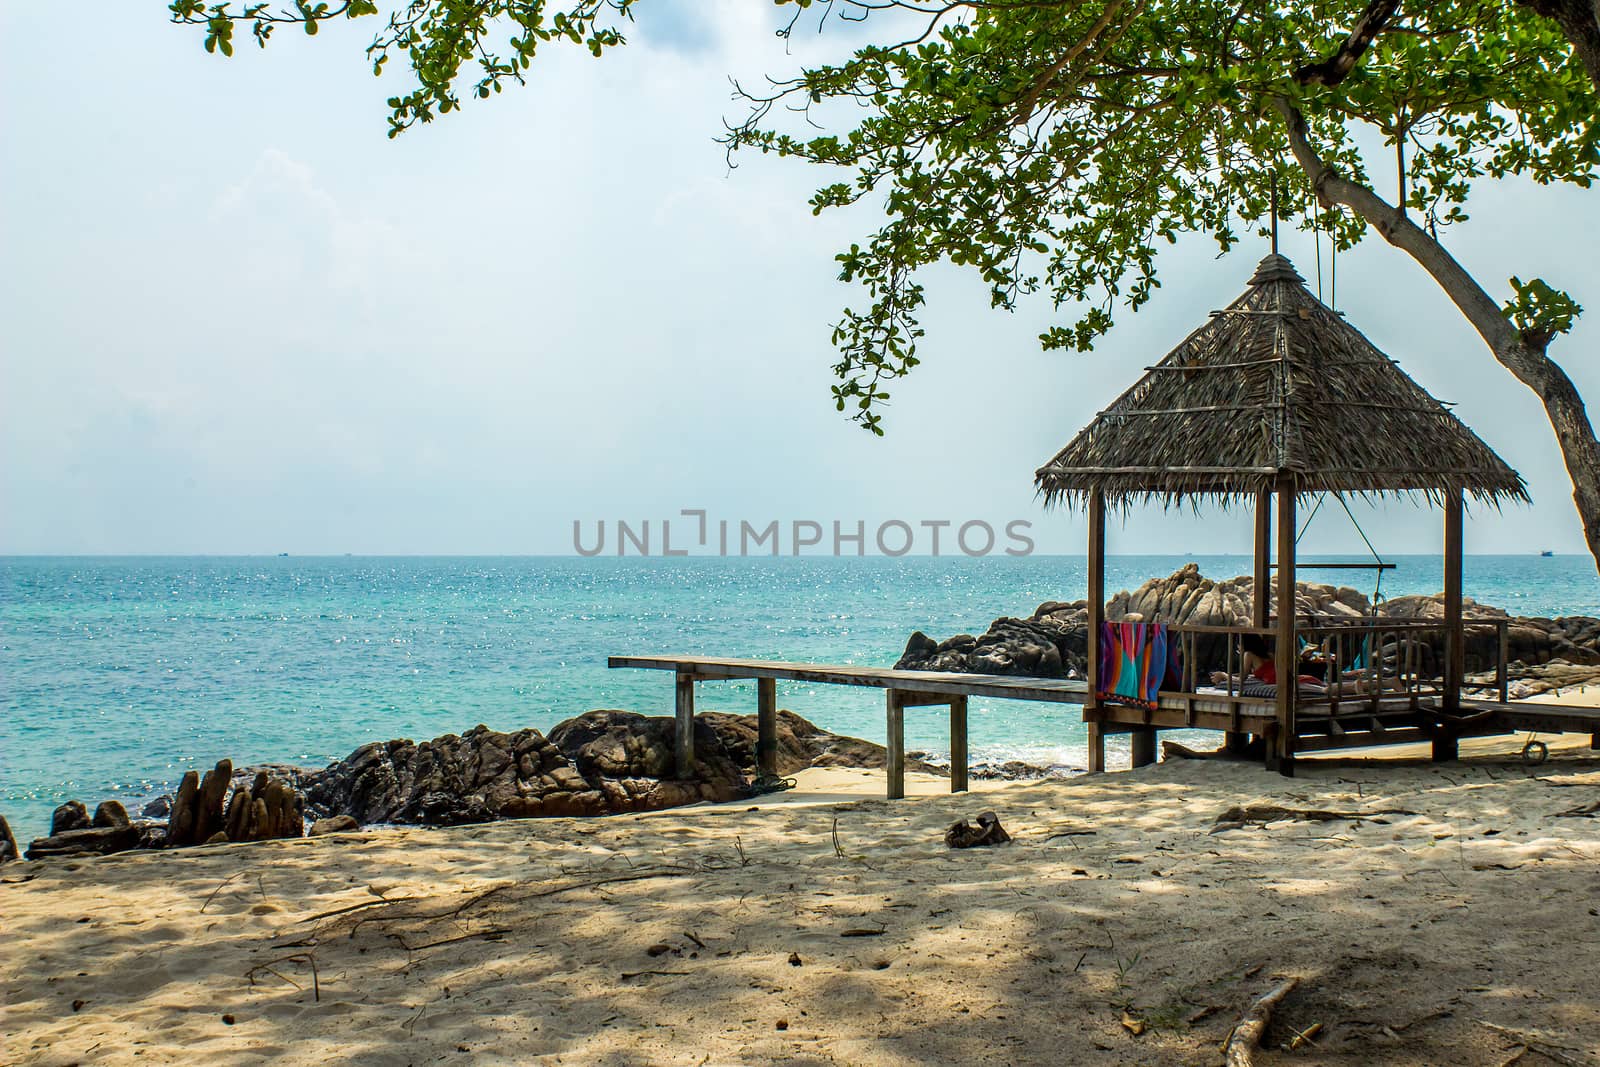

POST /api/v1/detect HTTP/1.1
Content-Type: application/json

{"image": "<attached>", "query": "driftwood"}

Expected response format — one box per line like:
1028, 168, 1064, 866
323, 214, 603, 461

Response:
1213, 805, 1417, 831
1223, 978, 1298, 1067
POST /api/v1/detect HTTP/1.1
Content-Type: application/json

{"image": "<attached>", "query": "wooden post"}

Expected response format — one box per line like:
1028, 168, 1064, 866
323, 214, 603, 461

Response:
1253, 489, 1272, 628
674, 672, 695, 779
1130, 727, 1157, 768
1086, 491, 1106, 773
886, 690, 906, 800
1232, 488, 1272, 755
1274, 479, 1297, 777
756, 677, 778, 778
950, 695, 969, 793
1437, 488, 1464, 762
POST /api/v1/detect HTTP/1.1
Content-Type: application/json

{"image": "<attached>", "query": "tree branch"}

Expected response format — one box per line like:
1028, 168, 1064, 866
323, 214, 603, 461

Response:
1293, 0, 1402, 87
1275, 95, 1600, 569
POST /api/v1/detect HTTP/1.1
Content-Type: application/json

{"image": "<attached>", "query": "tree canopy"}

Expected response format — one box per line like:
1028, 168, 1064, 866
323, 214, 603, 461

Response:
171, 0, 1600, 559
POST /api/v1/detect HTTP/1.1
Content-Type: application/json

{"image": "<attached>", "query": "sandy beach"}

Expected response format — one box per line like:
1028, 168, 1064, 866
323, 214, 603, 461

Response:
5, 724, 1599, 1067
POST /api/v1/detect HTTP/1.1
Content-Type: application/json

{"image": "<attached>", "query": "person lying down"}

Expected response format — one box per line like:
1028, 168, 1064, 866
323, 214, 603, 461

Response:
1207, 633, 1399, 696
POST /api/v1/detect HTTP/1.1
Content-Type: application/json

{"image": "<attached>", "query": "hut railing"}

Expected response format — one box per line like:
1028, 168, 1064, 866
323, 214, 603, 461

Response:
1152, 616, 1511, 715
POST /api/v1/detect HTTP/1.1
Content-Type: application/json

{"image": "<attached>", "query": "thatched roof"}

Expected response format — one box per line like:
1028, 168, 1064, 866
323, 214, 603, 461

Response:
1035, 253, 1528, 508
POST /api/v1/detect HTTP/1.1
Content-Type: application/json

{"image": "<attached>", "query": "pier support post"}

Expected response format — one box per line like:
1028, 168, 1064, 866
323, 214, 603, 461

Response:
1130, 727, 1157, 769
756, 677, 778, 778
1274, 479, 1298, 778
674, 672, 695, 779
1085, 491, 1106, 773
886, 690, 906, 800
1087, 723, 1106, 774
949, 695, 969, 793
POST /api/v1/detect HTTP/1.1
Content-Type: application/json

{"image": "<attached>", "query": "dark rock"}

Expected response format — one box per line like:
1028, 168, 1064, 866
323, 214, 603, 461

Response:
25, 824, 142, 860
141, 796, 170, 819
92, 801, 131, 829
0, 814, 18, 864
309, 815, 359, 836
167, 771, 200, 845
900, 564, 1600, 686
51, 801, 90, 835
298, 709, 933, 829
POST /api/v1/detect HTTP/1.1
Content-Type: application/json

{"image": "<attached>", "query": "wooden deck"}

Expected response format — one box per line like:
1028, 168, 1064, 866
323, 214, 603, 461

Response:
609, 655, 1600, 798
607, 655, 1090, 798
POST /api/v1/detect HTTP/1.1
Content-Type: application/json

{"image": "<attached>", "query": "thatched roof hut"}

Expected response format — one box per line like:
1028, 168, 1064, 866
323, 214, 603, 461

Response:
1035, 253, 1527, 508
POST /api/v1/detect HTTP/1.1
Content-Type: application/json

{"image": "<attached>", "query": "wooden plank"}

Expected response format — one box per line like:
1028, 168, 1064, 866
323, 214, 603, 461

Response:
607, 656, 1090, 705
674, 672, 695, 779
886, 690, 905, 800
756, 677, 778, 778
1130, 727, 1157, 768
1253, 489, 1271, 628
1275, 479, 1297, 777
950, 695, 969, 793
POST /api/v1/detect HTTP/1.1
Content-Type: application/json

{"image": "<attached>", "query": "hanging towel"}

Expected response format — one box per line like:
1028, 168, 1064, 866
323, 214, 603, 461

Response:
1097, 621, 1174, 710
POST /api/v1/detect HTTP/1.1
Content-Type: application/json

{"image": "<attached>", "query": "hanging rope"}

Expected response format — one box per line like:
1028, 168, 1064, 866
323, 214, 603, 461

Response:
1292, 493, 1390, 606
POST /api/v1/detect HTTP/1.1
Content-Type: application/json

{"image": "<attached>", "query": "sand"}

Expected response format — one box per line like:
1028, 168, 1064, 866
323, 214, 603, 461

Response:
4, 732, 1599, 1066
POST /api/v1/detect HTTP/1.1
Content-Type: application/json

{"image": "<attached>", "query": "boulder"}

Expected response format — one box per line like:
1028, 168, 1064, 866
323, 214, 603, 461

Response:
0, 814, 17, 864
51, 801, 90, 835
92, 801, 131, 829
25, 824, 142, 860
297, 709, 934, 829
309, 815, 359, 836
898, 564, 1600, 685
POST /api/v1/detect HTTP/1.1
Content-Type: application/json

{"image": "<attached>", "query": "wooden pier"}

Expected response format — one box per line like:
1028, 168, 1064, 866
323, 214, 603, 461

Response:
608, 655, 1087, 798
610, 654, 1600, 799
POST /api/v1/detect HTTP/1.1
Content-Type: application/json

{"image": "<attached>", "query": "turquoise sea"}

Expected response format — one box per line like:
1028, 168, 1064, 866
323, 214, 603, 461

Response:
3, 554, 1597, 840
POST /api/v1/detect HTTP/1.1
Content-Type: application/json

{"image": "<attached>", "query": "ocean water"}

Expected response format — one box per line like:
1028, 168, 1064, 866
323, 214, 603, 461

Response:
3, 554, 1596, 841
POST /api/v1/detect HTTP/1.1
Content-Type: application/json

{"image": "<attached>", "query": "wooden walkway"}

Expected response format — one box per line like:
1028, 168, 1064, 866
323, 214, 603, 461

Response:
607, 655, 1088, 798
609, 655, 1600, 799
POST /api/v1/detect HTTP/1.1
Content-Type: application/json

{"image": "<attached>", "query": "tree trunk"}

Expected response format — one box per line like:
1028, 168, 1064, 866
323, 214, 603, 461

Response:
1275, 98, 1600, 572
1517, 0, 1600, 93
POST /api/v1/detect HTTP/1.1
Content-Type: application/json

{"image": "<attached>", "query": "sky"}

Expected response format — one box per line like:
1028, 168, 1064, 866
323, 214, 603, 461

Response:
1, 2, 1597, 557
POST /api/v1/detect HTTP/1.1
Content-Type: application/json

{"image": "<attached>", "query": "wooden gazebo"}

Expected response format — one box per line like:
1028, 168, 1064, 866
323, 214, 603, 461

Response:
1037, 253, 1529, 776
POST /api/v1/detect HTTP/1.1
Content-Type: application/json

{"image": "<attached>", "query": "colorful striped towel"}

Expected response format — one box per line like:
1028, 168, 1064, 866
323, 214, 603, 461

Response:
1097, 621, 1179, 710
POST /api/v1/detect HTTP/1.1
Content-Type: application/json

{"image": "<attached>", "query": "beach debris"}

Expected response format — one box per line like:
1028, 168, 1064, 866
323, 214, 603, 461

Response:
1212, 805, 1416, 832
1555, 800, 1600, 818
1479, 1022, 1595, 1067
1223, 978, 1298, 1067
619, 969, 691, 981
1185, 1005, 1221, 1025
221, 1014, 236, 1025
244, 952, 320, 1002
944, 811, 1012, 849
775, 1019, 789, 1031
1284, 1021, 1323, 1050
309, 815, 359, 836
646, 943, 676, 957
839, 928, 885, 938
788, 952, 803, 966
1120, 1011, 1147, 1036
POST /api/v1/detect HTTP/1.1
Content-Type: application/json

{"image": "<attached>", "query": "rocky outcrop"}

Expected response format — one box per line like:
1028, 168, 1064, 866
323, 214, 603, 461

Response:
897, 617, 1086, 679
898, 563, 1600, 683
297, 709, 937, 828
0, 815, 18, 864
222, 772, 304, 843
18, 710, 938, 860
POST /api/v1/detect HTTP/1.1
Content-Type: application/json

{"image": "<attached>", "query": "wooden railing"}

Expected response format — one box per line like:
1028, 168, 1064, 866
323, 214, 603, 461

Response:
1153, 616, 1512, 714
